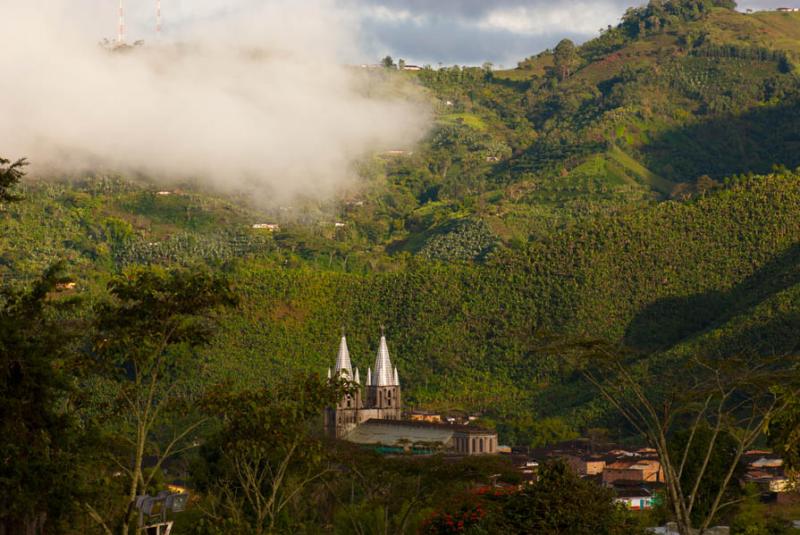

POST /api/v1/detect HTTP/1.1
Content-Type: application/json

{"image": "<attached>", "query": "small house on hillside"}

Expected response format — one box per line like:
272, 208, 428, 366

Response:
602, 459, 664, 485
252, 223, 280, 231
613, 484, 659, 510
562, 451, 610, 476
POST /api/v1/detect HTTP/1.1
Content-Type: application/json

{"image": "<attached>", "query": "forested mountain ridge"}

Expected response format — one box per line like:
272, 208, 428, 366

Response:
379, 2, 800, 250
6, 168, 797, 442
2, 1, 800, 443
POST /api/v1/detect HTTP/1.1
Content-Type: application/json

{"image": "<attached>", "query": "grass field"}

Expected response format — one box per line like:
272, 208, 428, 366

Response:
439, 112, 488, 130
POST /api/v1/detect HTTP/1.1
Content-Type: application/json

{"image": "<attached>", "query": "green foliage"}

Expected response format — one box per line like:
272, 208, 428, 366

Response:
731, 484, 795, 535
554, 39, 580, 80
2, 13, 800, 519
90, 266, 238, 533
767, 390, 800, 472
667, 426, 744, 526
0, 265, 85, 532
0, 157, 26, 203
622, 0, 736, 38
485, 460, 643, 534
193, 375, 348, 534
419, 219, 497, 262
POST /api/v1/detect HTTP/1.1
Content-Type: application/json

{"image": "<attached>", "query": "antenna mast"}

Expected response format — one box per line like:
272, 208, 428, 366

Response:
117, 0, 126, 44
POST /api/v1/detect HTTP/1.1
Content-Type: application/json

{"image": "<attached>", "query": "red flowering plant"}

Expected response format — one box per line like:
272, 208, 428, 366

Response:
419, 494, 489, 534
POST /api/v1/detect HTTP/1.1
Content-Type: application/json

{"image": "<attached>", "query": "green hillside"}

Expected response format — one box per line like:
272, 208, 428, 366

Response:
343, 3, 800, 254
3, 0, 800, 442
6, 167, 799, 439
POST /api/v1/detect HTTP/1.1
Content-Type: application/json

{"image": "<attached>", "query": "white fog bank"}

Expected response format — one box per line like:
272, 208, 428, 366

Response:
0, 1, 429, 200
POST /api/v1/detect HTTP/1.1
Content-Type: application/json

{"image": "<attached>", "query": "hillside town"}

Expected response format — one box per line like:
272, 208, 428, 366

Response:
323, 332, 799, 522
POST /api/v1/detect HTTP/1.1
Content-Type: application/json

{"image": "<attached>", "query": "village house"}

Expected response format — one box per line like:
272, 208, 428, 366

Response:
252, 223, 280, 231
742, 450, 796, 497
564, 452, 608, 476
55, 281, 77, 291
409, 410, 442, 423
602, 459, 664, 485
613, 482, 659, 511
380, 150, 413, 158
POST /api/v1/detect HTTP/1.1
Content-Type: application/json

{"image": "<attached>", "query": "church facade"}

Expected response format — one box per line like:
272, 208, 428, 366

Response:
324, 332, 500, 456
324, 333, 403, 438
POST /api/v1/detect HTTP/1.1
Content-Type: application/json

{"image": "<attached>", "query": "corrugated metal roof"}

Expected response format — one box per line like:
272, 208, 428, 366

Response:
345, 420, 454, 446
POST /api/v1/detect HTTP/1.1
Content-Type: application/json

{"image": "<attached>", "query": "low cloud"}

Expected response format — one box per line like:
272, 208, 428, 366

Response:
0, 1, 429, 202
477, 3, 621, 36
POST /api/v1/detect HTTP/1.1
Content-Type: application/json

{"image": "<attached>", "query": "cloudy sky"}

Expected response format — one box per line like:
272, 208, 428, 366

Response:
91, 0, 789, 67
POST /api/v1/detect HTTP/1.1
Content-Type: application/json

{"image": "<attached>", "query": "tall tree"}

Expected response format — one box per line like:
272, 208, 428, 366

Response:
195, 374, 350, 535
0, 265, 84, 534
0, 157, 26, 203
577, 344, 800, 535
553, 39, 578, 80
484, 460, 643, 534
90, 266, 237, 535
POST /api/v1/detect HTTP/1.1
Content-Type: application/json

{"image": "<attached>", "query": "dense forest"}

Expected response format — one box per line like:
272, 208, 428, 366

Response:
3, 1, 800, 533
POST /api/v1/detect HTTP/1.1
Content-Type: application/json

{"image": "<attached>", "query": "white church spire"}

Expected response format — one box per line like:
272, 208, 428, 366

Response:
373, 328, 397, 386
334, 333, 352, 378
354, 367, 361, 384
367, 367, 372, 386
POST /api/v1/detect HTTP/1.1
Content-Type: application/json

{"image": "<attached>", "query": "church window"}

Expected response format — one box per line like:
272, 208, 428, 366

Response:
346, 399, 351, 408
480, 438, 484, 453
472, 438, 476, 452
387, 399, 392, 407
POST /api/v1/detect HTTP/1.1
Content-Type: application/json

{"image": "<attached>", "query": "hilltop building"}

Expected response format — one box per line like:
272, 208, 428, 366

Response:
324, 332, 498, 455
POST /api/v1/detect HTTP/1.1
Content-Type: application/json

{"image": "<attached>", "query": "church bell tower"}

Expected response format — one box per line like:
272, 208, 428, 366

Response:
365, 329, 402, 421
325, 328, 402, 438
324, 334, 362, 438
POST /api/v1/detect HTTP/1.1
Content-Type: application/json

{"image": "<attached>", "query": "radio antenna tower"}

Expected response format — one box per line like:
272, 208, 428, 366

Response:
156, 0, 162, 36
117, 0, 126, 44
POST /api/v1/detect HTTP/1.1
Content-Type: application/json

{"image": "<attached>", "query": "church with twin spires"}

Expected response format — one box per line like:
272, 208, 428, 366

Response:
324, 331, 402, 438
324, 330, 500, 456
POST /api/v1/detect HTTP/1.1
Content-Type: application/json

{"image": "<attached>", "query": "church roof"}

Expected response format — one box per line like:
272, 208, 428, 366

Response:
345, 419, 496, 446
373, 335, 397, 386
345, 419, 454, 446
334, 335, 352, 378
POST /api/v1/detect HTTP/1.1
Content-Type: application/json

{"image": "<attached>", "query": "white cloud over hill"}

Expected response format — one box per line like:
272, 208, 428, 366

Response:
0, 0, 428, 200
